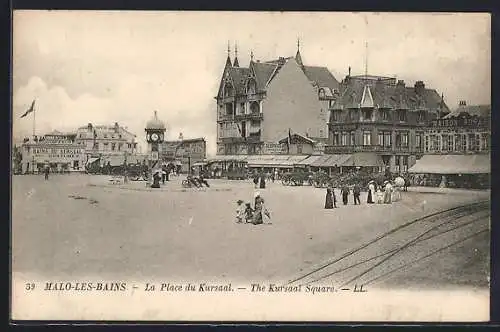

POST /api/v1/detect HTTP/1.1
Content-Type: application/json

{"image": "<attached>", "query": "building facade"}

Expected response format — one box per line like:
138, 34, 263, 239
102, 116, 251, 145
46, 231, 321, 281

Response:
408, 102, 490, 188
327, 75, 450, 173
161, 136, 207, 173
423, 102, 490, 155
75, 122, 138, 163
215, 44, 338, 156
21, 131, 86, 173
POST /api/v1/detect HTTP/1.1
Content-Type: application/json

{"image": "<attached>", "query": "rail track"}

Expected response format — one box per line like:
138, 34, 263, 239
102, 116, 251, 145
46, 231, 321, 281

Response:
287, 200, 490, 288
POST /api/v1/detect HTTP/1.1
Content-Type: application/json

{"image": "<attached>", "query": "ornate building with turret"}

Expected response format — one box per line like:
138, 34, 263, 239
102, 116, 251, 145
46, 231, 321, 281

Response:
215, 42, 339, 156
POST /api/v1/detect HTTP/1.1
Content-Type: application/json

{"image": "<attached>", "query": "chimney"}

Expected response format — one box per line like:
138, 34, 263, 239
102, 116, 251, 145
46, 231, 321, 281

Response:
414, 80, 425, 95
459, 100, 467, 107
87, 123, 93, 131
397, 80, 405, 87
348, 66, 351, 77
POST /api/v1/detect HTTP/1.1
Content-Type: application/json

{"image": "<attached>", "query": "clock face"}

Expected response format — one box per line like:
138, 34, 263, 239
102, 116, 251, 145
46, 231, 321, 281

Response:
151, 133, 159, 142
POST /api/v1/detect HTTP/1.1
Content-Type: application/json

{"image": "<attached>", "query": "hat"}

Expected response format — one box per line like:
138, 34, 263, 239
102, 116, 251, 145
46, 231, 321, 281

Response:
254, 192, 261, 198
384, 180, 389, 184
237, 199, 244, 204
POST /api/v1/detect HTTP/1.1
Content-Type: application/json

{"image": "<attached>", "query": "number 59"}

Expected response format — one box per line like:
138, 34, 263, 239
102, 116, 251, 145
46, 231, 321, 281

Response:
25, 283, 35, 291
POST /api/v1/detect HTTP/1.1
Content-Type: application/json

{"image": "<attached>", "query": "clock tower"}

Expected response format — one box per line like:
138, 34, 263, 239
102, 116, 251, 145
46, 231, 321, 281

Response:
145, 111, 166, 165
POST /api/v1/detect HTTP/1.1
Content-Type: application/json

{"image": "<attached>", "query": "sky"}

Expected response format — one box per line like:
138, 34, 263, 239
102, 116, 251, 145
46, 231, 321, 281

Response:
12, 11, 490, 156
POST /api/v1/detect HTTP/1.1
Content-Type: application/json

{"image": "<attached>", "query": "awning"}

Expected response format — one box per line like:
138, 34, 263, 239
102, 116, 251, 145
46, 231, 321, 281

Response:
310, 155, 334, 167
209, 155, 248, 162
192, 162, 207, 167
295, 155, 323, 166
86, 157, 100, 165
246, 155, 309, 168
409, 154, 490, 174
314, 154, 352, 167
102, 155, 125, 167
341, 152, 385, 167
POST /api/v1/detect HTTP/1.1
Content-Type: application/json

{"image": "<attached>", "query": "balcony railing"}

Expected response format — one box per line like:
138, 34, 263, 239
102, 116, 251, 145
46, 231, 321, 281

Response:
219, 135, 261, 144
325, 145, 394, 154
393, 145, 410, 152
235, 112, 263, 120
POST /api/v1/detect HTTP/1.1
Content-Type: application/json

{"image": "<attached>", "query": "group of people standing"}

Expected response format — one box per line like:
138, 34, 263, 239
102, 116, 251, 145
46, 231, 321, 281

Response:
235, 192, 271, 225
325, 180, 397, 209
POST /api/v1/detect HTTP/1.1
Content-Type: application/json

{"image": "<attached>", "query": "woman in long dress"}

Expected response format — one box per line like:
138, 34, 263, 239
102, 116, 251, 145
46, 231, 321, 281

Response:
325, 188, 334, 209
252, 193, 270, 225
367, 181, 375, 204
384, 181, 393, 204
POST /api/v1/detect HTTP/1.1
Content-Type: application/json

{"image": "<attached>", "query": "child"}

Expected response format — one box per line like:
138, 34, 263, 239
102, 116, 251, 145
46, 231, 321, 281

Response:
235, 200, 245, 223
244, 203, 254, 223
377, 187, 384, 204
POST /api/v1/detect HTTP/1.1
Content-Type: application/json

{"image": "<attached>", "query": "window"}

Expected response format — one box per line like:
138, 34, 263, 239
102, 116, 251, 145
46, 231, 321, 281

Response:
429, 134, 437, 151
118, 143, 122, 151
93, 142, 98, 149
319, 89, 325, 99
341, 132, 348, 146
73, 161, 79, 169
240, 103, 245, 115
225, 103, 233, 116
378, 132, 384, 146
425, 135, 429, 152
250, 101, 259, 114
363, 131, 371, 146
381, 110, 389, 120
418, 111, 425, 122
333, 132, 340, 145
416, 133, 423, 150
350, 132, 355, 146
104, 134, 108, 139
398, 110, 407, 122
246, 79, 256, 94
111, 143, 116, 151
402, 156, 408, 172
482, 133, 490, 150
469, 133, 479, 151
395, 132, 401, 147
384, 132, 392, 147
333, 110, 341, 122
224, 83, 233, 97
362, 109, 373, 121
401, 132, 409, 147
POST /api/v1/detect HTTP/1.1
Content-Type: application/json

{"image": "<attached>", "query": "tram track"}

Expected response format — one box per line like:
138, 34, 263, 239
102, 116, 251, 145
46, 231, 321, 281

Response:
287, 200, 490, 287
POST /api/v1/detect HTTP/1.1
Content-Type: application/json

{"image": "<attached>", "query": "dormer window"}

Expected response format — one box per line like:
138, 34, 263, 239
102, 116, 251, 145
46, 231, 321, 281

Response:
418, 111, 425, 122
224, 83, 233, 97
362, 109, 373, 121
246, 79, 256, 94
319, 89, 325, 99
380, 109, 389, 120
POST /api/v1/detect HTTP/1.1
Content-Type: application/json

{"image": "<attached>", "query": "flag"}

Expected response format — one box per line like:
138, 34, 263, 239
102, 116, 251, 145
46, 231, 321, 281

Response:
20, 100, 35, 118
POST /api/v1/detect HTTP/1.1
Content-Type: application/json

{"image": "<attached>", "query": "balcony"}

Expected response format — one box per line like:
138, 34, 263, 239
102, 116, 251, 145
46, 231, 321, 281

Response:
219, 135, 261, 144
394, 145, 410, 153
218, 114, 235, 121
325, 145, 393, 154
234, 112, 263, 121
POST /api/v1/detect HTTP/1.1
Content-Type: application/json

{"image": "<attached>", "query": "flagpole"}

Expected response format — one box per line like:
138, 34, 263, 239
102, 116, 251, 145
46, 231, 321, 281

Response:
32, 100, 36, 174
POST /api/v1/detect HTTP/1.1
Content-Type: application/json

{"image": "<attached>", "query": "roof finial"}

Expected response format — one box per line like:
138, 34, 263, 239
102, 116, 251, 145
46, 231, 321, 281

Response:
250, 50, 254, 61
297, 37, 300, 52
154, 110, 157, 118
295, 37, 303, 66
227, 40, 230, 56
233, 41, 239, 67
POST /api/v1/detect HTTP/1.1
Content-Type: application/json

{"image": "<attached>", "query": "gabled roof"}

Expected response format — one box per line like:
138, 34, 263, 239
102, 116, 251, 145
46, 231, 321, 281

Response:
250, 61, 278, 90
332, 77, 449, 114
360, 85, 374, 108
229, 67, 251, 94
443, 104, 490, 119
278, 133, 316, 145
303, 66, 339, 90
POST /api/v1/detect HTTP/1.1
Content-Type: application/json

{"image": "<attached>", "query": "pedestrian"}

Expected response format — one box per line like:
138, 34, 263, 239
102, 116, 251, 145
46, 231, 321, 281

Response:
44, 165, 49, 180
252, 192, 264, 225
353, 183, 361, 205
253, 175, 259, 188
341, 184, 350, 205
259, 174, 266, 189
244, 203, 254, 223
384, 181, 393, 204
367, 180, 375, 204
235, 200, 245, 223
161, 164, 167, 184
324, 187, 334, 209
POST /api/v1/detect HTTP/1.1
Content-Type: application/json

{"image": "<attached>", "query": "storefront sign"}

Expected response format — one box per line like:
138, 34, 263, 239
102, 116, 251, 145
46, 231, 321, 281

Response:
432, 117, 489, 128
262, 142, 286, 154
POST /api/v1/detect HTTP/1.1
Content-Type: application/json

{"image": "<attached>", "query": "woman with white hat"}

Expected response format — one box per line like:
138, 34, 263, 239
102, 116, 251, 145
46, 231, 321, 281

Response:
367, 180, 375, 204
